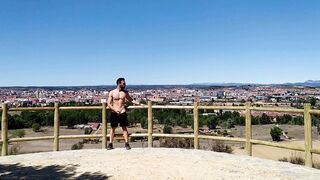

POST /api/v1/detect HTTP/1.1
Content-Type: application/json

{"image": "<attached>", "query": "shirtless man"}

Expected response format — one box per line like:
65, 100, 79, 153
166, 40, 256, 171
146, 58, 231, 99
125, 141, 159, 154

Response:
107, 78, 140, 150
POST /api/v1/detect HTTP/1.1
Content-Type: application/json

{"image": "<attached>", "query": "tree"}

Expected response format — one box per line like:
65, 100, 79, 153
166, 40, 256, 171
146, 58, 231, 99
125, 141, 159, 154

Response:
32, 123, 41, 132
292, 116, 304, 125
8, 115, 25, 129
208, 115, 219, 129
270, 126, 283, 141
140, 117, 147, 129
260, 113, 272, 124
163, 125, 173, 134
278, 114, 292, 124
65, 113, 78, 128
309, 97, 317, 106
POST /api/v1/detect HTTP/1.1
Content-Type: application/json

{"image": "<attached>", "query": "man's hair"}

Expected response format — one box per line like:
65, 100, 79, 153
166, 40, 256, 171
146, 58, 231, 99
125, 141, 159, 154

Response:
116, 78, 125, 85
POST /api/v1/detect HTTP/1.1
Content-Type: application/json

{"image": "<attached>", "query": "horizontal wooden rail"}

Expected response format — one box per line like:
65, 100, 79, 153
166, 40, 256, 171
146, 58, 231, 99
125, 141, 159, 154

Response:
250, 107, 304, 114
250, 139, 305, 152
0, 133, 146, 144
152, 105, 194, 109
9, 136, 54, 142
311, 148, 320, 154
127, 105, 148, 109
309, 109, 320, 115
59, 106, 103, 110
198, 106, 246, 110
59, 134, 103, 140
3, 105, 309, 113
9, 107, 55, 111
152, 133, 194, 138
130, 133, 148, 137
199, 135, 246, 142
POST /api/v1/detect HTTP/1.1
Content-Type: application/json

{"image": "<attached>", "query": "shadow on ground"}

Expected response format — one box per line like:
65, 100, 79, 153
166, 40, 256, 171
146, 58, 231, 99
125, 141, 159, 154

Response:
0, 163, 111, 179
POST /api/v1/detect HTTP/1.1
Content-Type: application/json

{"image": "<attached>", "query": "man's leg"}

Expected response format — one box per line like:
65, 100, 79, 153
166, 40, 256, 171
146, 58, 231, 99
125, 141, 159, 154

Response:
122, 126, 131, 150
107, 127, 116, 150
119, 112, 131, 150
122, 126, 129, 143
108, 112, 118, 150
110, 127, 116, 143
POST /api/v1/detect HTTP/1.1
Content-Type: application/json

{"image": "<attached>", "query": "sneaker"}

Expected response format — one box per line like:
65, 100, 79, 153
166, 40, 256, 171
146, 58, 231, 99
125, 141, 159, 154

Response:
107, 143, 114, 150
125, 142, 131, 150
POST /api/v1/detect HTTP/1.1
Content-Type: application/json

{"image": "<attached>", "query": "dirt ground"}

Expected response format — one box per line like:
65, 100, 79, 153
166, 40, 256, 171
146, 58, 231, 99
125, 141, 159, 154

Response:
1, 124, 320, 164
1, 148, 320, 179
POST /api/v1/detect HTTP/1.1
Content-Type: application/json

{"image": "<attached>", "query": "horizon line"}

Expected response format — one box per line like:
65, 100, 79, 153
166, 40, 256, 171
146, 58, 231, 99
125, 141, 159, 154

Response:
0, 80, 318, 88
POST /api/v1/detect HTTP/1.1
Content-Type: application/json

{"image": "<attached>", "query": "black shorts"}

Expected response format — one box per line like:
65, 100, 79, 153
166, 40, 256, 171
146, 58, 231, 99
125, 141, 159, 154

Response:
110, 112, 128, 128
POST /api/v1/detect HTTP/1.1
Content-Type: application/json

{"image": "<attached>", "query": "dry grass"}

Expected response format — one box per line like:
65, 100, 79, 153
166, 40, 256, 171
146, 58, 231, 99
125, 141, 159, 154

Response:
159, 138, 194, 149
9, 143, 22, 155
210, 141, 233, 154
279, 152, 320, 169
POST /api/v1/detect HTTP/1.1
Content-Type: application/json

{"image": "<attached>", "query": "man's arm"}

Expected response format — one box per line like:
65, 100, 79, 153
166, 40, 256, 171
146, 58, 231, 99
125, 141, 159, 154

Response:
107, 91, 117, 112
125, 91, 141, 105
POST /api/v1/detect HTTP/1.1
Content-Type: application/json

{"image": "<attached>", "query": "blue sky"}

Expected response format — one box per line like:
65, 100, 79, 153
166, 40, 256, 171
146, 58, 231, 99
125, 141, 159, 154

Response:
0, 0, 319, 86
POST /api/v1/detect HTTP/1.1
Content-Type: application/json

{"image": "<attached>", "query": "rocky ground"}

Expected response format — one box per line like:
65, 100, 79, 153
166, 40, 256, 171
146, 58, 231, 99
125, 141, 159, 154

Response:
1, 148, 320, 179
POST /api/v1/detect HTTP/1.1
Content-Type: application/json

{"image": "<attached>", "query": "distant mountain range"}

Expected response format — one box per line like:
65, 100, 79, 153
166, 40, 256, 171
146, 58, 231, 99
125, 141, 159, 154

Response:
282, 80, 320, 87
2, 80, 320, 89
190, 80, 320, 87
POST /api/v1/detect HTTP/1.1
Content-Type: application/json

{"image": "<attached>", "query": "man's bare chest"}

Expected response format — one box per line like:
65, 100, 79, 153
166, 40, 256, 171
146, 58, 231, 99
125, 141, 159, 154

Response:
112, 91, 126, 100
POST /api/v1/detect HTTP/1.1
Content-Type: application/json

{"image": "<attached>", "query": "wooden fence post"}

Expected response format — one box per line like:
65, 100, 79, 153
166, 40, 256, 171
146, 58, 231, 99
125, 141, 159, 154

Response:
304, 103, 313, 167
53, 102, 60, 151
102, 102, 107, 149
148, 101, 153, 148
245, 102, 252, 156
1, 103, 8, 156
194, 102, 199, 149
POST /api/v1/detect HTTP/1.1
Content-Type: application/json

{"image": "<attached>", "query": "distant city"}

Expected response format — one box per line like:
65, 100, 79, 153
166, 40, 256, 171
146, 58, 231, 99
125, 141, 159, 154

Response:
1, 80, 320, 108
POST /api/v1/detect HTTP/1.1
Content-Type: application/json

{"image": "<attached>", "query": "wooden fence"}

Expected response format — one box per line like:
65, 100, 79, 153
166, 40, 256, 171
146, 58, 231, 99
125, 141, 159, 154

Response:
0, 101, 319, 167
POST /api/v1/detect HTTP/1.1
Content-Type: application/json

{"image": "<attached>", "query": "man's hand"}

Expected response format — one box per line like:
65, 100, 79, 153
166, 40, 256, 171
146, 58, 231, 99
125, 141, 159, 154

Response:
132, 100, 141, 106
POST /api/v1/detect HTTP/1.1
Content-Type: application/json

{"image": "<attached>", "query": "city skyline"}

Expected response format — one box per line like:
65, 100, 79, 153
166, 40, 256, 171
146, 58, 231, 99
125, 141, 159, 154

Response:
1, 1, 320, 86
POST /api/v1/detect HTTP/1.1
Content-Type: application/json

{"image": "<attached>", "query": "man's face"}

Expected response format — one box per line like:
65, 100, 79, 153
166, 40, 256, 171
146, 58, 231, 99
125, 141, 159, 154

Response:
119, 80, 126, 90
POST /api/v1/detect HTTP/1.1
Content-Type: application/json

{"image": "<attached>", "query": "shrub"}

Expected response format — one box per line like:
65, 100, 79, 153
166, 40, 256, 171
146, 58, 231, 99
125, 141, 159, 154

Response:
9, 143, 22, 155
163, 125, 173, 134
140, 117, 147, 129
219, 121, 228, 129
270, 126, 283, 141
84, 127, 93, 134
211, 141, 233, 154
66, 115, 77, 129
313, 161, 320, 169
226, 118, 235, 129
71, 142, 84, 150
10, 129, 26, 138
32, 123, 41, 132
181, 124, 188, 128
160, 138, 194, 149
279, 157, 288, 162
290, 156, 305, 165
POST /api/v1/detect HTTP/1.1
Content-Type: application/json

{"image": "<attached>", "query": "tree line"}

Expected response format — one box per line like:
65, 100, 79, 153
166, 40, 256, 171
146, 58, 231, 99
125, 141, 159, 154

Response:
1, 104, 320, 130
